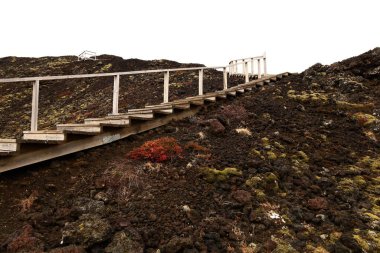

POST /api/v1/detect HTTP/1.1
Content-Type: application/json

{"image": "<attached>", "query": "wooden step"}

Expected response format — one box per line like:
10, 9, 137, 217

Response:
108, 112, 154, 120
129, 107, 174, 115
0, 139, 19, 155
227, 91, 237, 96
56, 124, 102, 135
204, 96, 216, 102
270, 77, 277, 81
22, 130, 66, 143
185, 98, 204, 106
236, 89, 245, 94
84, 117, 130, 127
276, 74, 283, 79
163, 102, 191, 110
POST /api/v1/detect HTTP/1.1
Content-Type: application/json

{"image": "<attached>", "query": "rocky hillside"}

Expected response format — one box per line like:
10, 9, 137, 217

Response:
0, 48, 379, 253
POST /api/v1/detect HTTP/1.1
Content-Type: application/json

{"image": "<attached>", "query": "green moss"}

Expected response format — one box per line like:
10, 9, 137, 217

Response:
287, 90, 328, 104
274, 142, 285, 150
245, 176, 262, 188
337, 178, 355, 193
97, 63, 112, 73
353, 234, 370, 252
261, 137, 270, 146
267, 151, 277, 160
272, 237, 299, 253
353, 176, 367, 187
201, 167, 242, 183
251, 149, 265, 160
336, 101, 374, 110
254, 189, 266, 201
352, 113, 378, 126
297, 151, 309, 162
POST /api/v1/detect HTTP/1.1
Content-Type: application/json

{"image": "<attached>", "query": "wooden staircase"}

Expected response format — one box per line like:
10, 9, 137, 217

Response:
0, 73, 289, 173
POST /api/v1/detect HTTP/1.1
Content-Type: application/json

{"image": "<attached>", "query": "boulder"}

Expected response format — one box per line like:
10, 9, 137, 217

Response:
62, 213, 112, 247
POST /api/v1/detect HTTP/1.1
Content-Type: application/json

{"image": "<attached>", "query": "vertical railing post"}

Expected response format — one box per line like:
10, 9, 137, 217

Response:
244, 61, 249, 83
257, 59, 262, 79
251, 58, 255, 77
198, 69, 204, 95
223, 67, 228, 90
263, 57, 267, 76
31, 80, 39, 132
112, 74, 120, 115
234, 60, 238, 75
163, 71, 169, 103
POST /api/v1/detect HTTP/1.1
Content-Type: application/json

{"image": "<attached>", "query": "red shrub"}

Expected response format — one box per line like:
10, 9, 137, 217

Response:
7, 225, 43, 253
128, 137, 182, 162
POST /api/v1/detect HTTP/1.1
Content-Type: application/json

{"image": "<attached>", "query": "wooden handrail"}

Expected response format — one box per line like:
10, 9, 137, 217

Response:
0, 54, 267, 131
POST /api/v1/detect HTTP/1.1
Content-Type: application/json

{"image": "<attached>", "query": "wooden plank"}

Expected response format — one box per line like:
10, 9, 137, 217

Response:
22, 130, 66, 143
84, 118, 130, 127
0, 107, 201, 173
0, 139, 19, 152
204, 96, 216, 102
227, 91, 237, 96
236, 89, 245, 94
56, 124, 102, 135
128, 108, 174, 115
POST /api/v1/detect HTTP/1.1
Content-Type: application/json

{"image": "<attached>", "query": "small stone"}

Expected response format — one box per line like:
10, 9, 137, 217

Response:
105, 231, 143, 253
45, 183, 57, 191
207, 119, 225, 135
148, 213, 157, 221
94, 192, 109, 203
232, 190, 252, 204
320, 234, 328, 240
49, 245, 86, 253
307, 197, 328, 210
182, 205, 191, 213
62, 214, 112, 247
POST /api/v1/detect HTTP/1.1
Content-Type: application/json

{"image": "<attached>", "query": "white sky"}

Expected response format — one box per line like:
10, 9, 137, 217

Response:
0, 0, 379, 74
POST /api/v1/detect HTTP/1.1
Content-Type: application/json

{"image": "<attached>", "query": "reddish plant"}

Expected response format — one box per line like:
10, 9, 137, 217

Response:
7, 225, 43, 253
128, 137, 183, 162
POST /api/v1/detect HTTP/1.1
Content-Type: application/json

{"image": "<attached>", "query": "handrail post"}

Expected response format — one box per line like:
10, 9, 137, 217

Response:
223, 67, 228, 90
263, 57, 267, 76
164, 71, 169, 103
244, 61, 249, 83
112, 74, 120, 115
198, 69, 203, 95
31, 80, 39, 131
241, 60, 245, 75
257, 59, 262, 79
234, 60, 237, 74
251, 58, 255, 77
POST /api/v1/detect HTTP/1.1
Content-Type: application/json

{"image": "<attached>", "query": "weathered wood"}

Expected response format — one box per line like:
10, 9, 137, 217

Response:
0, 139, 19, 152
56, 124, 102, 135
31, 80, 39, 131
227, 91, 237, 96
0, 107, 201, 173
128, 108, 174, 115
84, 118, 130, 127
223, 67, 228, 90
112, 75, 120, 115
164, 71, 169, 103
199, 69, 203, 96
23, 130, 66, 143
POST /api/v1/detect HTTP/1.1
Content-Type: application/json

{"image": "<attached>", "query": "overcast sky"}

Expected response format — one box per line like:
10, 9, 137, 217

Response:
1, 0, 379, 73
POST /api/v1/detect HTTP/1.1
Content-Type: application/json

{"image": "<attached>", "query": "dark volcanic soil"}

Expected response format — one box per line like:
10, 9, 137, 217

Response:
0, 49, 380, 253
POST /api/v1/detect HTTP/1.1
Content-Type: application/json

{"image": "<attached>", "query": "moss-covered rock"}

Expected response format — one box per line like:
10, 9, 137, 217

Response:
200, 167, 242, 183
